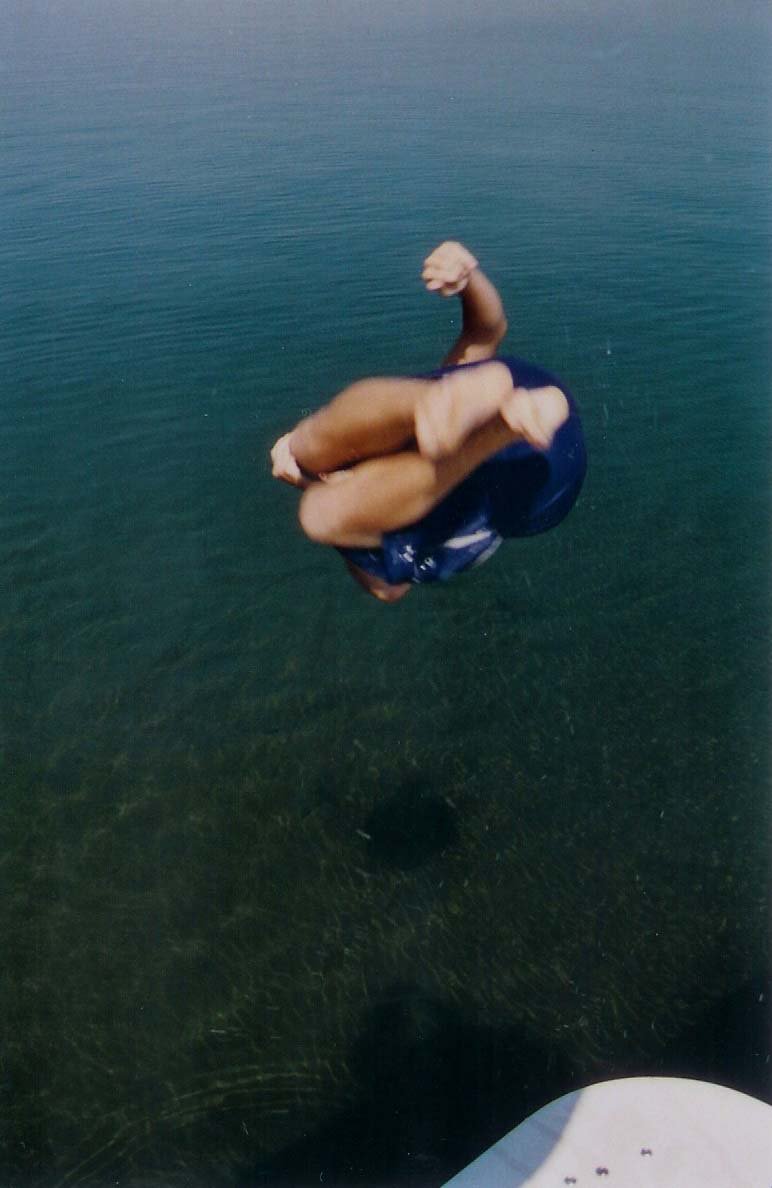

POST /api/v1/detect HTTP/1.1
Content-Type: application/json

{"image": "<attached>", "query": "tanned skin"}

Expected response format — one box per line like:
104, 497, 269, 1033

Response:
270, 242, 568, 601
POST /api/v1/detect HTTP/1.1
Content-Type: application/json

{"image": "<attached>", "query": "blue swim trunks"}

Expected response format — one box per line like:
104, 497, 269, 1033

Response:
339, 355, 587, 586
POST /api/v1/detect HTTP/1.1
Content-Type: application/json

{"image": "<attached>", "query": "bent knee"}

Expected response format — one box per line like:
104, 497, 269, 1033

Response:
298, 486, 382, 549
298, 487, 336, 544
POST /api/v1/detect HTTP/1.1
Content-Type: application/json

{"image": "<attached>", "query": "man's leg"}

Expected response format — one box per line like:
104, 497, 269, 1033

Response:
298, 384, 568, 548
414, 362, 530, 459
289, 377, 429, 476
290, 361, 561, 477
291, 367, 518, 475
290, 362, 527, 476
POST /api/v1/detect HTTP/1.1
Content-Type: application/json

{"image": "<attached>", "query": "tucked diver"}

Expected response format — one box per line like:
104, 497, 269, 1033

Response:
270, 241, 586, 602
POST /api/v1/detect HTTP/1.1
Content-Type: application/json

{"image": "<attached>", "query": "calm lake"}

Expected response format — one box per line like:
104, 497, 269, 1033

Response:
1, 2, 770, 1184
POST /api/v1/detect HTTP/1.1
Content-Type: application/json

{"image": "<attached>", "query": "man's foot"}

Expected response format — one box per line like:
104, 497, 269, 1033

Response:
414, 361, 514, 459
500, 385, 569, 451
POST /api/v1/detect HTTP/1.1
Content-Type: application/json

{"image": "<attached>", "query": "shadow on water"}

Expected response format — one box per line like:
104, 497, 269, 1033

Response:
249, 983, 578, 1188
240, 976, 770, 1188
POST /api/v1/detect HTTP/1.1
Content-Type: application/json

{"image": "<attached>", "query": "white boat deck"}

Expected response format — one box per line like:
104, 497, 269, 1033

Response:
442, 1077, 772, 1187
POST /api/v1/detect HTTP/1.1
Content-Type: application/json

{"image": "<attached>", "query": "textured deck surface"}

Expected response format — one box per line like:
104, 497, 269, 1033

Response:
443, 1077, 772, 1187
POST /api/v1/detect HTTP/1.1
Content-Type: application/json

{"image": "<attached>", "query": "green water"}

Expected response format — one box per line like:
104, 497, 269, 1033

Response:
1, 3, 770, 1184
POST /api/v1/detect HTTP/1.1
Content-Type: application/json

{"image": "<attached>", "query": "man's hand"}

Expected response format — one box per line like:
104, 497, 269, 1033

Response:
422, 241, 479, 297
270, 432, 309, 488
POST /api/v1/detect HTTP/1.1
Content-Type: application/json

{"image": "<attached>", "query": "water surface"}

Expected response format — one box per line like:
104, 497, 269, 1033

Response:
1, 3, 770, 1184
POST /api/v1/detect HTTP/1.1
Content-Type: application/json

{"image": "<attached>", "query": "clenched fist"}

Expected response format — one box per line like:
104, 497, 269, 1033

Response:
421, 241, 479, 297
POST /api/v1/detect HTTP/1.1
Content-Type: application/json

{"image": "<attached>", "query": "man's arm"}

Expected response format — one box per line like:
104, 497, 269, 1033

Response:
422, 241, 508, 365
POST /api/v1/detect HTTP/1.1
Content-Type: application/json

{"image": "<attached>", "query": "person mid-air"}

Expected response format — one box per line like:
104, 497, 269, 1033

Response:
270, 241, 586, 602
